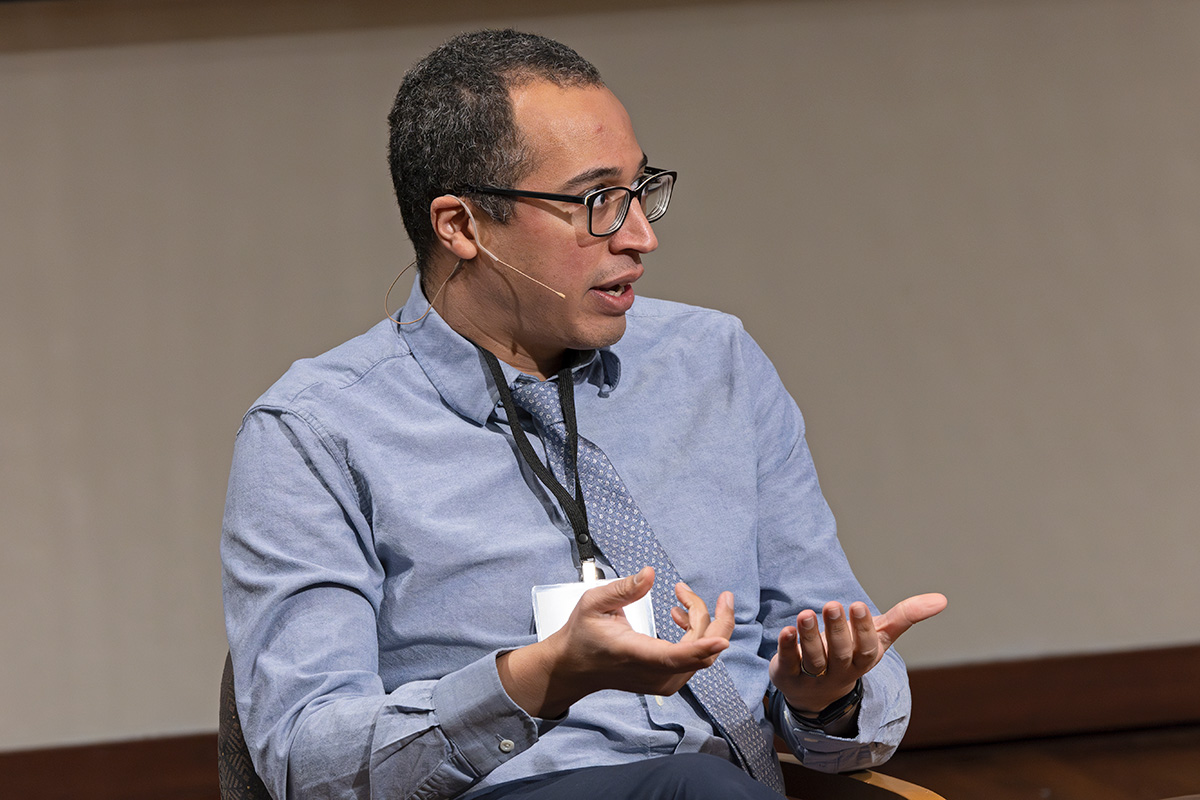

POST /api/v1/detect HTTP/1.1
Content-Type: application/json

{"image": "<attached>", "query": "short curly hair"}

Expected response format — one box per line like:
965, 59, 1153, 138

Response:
387, 30, 604, 269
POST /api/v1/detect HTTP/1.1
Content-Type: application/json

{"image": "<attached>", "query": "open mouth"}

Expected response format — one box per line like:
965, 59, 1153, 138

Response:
596, 283, 629, 297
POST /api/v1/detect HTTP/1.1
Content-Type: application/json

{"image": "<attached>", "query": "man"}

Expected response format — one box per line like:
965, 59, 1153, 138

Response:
222, 29, 946, 800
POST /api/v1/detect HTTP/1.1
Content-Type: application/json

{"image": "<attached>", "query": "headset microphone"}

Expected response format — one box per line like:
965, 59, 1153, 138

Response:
458, 198, 567, 299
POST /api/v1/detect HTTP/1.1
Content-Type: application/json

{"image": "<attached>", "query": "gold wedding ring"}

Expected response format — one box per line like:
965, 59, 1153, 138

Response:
800, 662, 827, 678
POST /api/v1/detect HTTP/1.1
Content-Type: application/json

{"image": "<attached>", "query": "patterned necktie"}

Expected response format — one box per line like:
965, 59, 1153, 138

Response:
511, 377, 786, 795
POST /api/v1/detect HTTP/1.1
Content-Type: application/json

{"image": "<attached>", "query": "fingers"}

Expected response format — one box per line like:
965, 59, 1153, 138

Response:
875, 593, 949, 648
775, 624, 802, 676
611, 613, 729, 681
822, 601, 853, 673
773, 594, 946, 716
849, 602, 880, 670
617, 640, 726, 696
794, 602, 879, 678
774, 603, 867, 714
551, 570, 747, 700
652, 635, 729, 670
792, 593, 948, 673
709, 591, 736, 641
671, 581, 711, 638
795, 610, 826, 677
671, 582, 736, 643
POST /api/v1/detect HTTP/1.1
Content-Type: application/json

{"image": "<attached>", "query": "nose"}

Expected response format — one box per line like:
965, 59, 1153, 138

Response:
609, 197, 658, 254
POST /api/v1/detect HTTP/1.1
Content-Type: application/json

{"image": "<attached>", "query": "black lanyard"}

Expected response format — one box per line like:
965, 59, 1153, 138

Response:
481, 350, 597, 565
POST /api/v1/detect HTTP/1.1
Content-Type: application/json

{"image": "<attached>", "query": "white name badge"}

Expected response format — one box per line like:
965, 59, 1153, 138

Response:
531, 578, 657, 642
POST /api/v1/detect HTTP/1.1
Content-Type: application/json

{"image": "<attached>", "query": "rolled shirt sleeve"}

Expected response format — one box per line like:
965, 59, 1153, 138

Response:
767, 661, 910, 772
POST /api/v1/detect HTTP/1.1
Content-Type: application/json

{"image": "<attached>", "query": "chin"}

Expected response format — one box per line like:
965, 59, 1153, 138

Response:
578, 318, 628, 351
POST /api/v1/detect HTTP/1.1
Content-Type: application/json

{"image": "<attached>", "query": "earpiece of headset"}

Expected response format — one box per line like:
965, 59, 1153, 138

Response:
385, 197, 568, 326
457, 198, 566, 299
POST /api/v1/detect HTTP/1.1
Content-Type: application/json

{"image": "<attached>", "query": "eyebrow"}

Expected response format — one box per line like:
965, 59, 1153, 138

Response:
560, 153, 649, 193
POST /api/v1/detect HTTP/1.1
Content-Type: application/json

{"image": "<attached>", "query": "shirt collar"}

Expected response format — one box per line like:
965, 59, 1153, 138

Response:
397, 278, 621, 425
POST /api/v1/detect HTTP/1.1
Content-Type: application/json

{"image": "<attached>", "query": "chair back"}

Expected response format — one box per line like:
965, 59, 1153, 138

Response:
218, 652, 273, 800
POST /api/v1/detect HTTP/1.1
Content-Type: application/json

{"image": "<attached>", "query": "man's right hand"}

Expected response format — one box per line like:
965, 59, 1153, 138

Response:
497, 566, 735, 718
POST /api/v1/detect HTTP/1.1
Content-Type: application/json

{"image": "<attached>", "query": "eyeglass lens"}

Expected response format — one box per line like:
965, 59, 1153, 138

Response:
589, 172, 674, 236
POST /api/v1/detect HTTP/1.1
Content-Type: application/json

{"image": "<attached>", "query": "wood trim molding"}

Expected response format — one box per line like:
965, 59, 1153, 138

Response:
902, 643, 1200, 749
0, 733, 217, 800
0, 0, 762, 54
3, 644, 1198, 796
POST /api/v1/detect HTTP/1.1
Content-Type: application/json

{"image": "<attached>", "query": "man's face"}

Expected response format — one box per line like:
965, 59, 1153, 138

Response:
459, 81, 659, 376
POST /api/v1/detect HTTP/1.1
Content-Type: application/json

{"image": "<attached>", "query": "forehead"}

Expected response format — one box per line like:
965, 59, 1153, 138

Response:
509, 81, 644, 188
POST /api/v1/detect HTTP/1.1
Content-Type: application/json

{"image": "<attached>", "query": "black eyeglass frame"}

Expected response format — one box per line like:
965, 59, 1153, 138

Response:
463, 167, 677, 237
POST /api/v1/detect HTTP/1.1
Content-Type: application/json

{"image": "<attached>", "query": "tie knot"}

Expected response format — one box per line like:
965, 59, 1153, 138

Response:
510, 378, 565, 429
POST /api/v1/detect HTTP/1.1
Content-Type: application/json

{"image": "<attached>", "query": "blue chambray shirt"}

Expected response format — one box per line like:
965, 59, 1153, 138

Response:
221, 280, 910, 800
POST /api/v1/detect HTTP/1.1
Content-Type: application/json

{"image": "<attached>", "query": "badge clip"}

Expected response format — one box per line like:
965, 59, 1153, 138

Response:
580, 558, 603, 583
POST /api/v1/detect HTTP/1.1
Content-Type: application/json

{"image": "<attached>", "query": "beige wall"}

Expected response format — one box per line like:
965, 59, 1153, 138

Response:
2, 0, 1197, 750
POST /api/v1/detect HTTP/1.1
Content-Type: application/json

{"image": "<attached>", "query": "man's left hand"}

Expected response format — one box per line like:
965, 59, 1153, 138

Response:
769, 593, 948, 717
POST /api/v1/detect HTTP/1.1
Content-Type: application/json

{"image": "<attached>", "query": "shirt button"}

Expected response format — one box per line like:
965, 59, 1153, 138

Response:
498, 739, 515, 753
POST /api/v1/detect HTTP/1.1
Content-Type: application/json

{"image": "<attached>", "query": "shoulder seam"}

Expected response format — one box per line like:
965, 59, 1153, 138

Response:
272, 351, 415, 408
239, 404, 361, 509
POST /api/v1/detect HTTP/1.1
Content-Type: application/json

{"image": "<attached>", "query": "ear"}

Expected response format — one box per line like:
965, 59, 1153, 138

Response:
429, 195, 480, 261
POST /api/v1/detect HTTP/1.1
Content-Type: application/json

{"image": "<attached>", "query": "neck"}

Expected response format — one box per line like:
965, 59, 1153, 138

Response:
474, 334, 565, 381
426, 259, 565, 380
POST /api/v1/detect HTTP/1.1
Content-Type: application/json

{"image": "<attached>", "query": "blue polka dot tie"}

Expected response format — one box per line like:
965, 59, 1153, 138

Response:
512, 377, 786, 796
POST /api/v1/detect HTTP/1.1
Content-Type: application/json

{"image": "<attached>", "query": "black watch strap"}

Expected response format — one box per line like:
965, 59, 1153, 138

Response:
786, 678, 863, 730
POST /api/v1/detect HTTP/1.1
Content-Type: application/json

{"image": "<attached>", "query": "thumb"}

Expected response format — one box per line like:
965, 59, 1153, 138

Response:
876, 592, 948, 648
580, 566, 655, 614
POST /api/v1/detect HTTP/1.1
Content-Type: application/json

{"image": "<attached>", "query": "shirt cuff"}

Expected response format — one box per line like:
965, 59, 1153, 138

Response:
432, 650, 553, 777
770, 670, 907, 773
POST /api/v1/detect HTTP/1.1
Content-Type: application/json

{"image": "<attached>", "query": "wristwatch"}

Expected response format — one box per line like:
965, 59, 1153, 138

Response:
786, 678, 863, 730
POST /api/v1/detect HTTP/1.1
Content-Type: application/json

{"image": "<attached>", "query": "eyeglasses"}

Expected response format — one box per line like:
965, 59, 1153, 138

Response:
465, 167, 676, 237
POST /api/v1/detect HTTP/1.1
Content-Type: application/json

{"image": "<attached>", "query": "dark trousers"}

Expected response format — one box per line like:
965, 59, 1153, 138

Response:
467, 753, 785, 800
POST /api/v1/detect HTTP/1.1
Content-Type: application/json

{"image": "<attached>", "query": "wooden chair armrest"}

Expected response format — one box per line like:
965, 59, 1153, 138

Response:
779, 752, 946, 800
